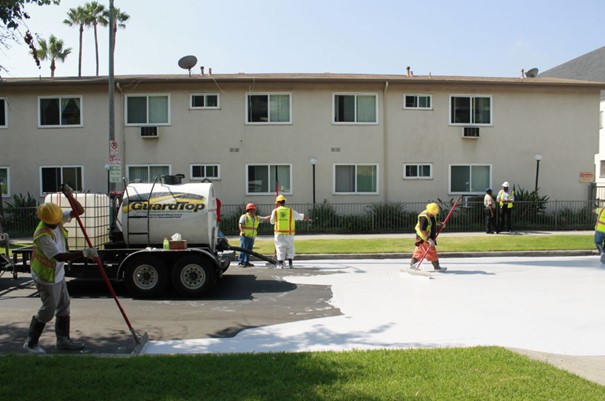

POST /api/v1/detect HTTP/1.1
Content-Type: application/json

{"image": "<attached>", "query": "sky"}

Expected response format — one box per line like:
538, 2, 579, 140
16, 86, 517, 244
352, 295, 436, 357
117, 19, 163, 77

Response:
2, 0, 605, 79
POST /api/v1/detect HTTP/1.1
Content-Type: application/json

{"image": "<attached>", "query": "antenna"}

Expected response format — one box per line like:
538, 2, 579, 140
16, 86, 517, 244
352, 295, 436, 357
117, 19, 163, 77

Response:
525, 68, 539, 78
178, 55, 198, 77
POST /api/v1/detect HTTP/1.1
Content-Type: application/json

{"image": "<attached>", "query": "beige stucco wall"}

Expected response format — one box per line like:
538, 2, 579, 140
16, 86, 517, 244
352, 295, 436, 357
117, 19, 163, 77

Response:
0, 76, 600, 205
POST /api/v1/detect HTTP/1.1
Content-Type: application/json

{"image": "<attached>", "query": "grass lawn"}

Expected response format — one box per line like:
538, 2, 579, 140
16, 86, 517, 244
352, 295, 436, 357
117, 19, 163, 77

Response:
1, 347, 604, 400
249, 234, 594, 254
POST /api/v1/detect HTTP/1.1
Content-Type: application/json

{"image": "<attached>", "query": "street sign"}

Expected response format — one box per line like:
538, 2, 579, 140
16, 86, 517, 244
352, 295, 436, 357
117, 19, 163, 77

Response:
109, 165, 122, 183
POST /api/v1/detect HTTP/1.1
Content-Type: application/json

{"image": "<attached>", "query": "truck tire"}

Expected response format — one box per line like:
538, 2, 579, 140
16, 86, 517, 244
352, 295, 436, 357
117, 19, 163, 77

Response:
171, 255, 217, 297
123, 255, 169, 298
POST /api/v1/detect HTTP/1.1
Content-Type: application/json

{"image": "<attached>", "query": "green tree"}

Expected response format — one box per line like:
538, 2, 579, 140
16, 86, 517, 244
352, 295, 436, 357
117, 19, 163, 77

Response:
0, 0, 60, 72
101, 6, 129, 56
84, 1, 105, 76
36, 34, 72, 77
63, 5, 87, 77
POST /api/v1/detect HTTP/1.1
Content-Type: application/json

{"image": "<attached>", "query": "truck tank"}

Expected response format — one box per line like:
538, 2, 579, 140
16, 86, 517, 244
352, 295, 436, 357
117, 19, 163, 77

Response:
117, 182, 218, 249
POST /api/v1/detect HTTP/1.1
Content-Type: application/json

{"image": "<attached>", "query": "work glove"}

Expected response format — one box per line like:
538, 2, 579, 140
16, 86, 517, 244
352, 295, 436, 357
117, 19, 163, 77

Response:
428, 238, 436, 247
82, 247, 98, 259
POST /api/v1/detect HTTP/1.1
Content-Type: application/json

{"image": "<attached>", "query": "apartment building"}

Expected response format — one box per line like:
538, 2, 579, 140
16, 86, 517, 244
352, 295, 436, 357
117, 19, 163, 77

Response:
0, 73, 602, 205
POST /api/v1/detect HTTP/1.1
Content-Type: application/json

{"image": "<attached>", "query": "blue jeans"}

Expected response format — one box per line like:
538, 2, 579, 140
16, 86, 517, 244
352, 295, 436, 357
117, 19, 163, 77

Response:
238, 235, 255, 264
595, 230, 605, 253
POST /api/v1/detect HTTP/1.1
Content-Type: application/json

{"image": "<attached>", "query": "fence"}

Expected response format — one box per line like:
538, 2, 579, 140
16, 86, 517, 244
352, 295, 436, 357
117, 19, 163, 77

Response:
0, 200, 599, 239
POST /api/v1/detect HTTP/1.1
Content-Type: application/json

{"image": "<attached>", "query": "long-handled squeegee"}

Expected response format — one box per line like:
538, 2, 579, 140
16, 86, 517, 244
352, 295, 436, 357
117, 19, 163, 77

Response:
61, 185, 149, 354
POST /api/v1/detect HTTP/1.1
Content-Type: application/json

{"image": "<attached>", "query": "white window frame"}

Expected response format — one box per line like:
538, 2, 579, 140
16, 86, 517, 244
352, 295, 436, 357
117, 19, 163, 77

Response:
333, 163, 379, 195
0, 167, 9, 198
190, 164, 221, 180
333, 93, 379, 124
190, 93, 220, 110
246, 164, 292, 195
40, 165, 84, 196
125, 94, 171, 126
449, 94, 492, 126
403, 163, 433, 179
245, 93, 292, 125
38, 96, 83, 128
403, 94, 432, 110
0, 98, 7, 128
126, 164, 171, 183
448, 163, 492, 195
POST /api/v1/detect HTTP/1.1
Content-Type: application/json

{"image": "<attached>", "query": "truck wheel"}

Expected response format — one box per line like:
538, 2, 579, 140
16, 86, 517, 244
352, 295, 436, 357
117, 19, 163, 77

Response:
123, 255, 169, 298
171, 255, 217, 297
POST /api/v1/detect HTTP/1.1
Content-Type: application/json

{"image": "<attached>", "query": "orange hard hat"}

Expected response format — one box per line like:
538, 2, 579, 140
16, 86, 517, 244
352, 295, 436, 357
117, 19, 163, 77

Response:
245, 203, 256, 211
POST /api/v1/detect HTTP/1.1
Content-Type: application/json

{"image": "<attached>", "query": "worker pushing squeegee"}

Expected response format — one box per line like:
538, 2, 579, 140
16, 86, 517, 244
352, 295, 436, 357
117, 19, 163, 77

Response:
30, 185, 149, 354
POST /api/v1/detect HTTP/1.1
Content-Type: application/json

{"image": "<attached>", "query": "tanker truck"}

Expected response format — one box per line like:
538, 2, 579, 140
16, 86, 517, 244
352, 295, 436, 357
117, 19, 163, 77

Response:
5, 176, 235, 298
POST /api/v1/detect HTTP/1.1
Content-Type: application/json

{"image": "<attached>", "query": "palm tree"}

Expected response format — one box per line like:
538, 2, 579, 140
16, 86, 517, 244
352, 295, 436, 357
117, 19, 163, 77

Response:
63, 6, 87, 77
36, 35, 72, 78
84, 1, 106, 76
101, 6, 130, 56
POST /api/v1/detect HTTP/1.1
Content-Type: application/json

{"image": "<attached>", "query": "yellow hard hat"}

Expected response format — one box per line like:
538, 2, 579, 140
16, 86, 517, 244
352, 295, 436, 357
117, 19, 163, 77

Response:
426, 202, 440, 215
37, 202, 63, 225
275, 194, 287, 202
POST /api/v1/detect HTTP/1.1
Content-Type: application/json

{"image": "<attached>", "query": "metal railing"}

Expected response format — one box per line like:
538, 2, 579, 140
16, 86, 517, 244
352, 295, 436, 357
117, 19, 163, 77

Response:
0, 200, 598, 239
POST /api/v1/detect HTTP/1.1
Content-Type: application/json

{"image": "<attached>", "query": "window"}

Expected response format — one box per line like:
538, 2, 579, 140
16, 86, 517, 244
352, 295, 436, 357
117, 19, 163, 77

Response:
450, 95, 492, 125
39, 96, 82, 127
0, 98, 6, 127
334, 94, 377, 123
126, 95, 170, 125
190, 93, 219, 109
247, 164, 291, 194
449, 164, 491, 194
127, 165, 170, 183
600, 161, 605, 178
246, 93, 291, 124
191, 164, 220, 180
334, 164, 378, 194
404, 164, 432, 179
41, 166, 83, 194
404, 94, 432, 110
0, 167, 9, 197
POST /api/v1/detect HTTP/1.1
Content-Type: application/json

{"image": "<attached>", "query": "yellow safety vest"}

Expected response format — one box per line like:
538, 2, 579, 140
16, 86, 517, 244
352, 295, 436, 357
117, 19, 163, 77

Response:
415, 210, 434, 241
595, 208, 605, 233
31, 221, 68, 283
240, 213, 260, 237
497, 190, 514, 209
273, 206, 295, 234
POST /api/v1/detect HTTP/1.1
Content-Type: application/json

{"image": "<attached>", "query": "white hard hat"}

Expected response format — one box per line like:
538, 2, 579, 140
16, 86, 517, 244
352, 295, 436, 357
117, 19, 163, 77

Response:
502, 181, 509, 187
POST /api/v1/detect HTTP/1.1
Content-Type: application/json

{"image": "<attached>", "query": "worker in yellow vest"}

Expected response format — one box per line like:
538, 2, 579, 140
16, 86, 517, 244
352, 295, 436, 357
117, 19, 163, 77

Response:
24, 199, 98, 354
270, 195, 308, 269
237, 203, 269, 267
593, 207, 605, 263
410, 202, 446, 271
496, 181, 514, 233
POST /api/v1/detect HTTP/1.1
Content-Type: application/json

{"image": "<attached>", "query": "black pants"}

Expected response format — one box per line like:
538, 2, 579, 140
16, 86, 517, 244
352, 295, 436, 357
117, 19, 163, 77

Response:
484, 208, 495, 233
498, 207, 512, 232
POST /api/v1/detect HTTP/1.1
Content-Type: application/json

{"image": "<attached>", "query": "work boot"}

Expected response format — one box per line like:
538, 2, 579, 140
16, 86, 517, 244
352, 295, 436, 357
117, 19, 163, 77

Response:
23, 316, 46, 354
409, 258, 418, 269
276, 261, 284, 269
55, 316, 85, 351
288, 259, 293, 269
432, 261, 447, 272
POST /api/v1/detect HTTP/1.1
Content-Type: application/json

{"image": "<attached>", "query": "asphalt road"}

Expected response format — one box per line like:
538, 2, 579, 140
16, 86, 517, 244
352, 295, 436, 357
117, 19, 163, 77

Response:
0, 266, 340, 355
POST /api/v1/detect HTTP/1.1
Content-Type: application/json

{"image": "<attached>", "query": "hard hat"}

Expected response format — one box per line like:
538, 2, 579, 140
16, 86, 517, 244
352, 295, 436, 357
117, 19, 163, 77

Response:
502, 181, 509, 187
426, 202, 440, 215
245, 203, 256, 211
37, 202, 63, 225
275, 194, 287, 202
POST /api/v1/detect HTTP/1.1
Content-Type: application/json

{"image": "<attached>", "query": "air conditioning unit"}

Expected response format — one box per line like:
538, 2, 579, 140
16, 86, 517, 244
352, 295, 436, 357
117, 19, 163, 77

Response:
140, 126, 158, 138
462, 127, 479, 138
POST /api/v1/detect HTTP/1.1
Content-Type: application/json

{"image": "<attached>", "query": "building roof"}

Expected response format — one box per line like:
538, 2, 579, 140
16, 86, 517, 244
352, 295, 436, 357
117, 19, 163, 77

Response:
540, 45, 605, 82
1, 72, 604, 90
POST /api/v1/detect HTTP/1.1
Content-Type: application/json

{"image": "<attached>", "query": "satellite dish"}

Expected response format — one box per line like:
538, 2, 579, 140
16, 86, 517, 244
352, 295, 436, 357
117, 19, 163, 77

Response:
178, 55, 198, 76
525, 68, 539, 78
